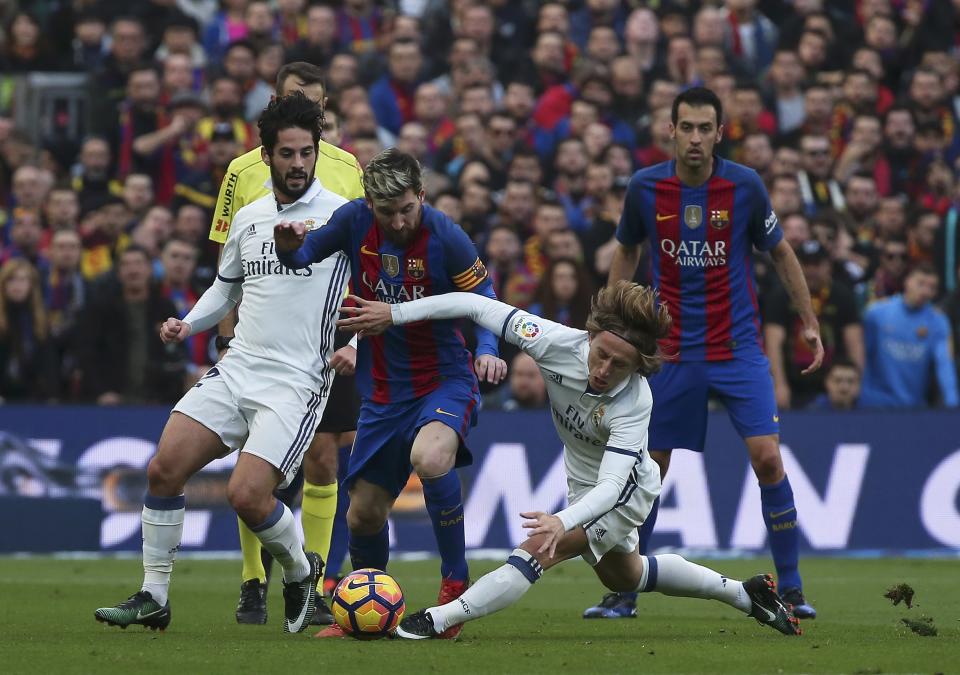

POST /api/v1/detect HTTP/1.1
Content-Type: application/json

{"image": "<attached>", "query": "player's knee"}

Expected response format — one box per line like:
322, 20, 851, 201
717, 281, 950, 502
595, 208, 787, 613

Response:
751, 449, 784, 483
346, 501, 387, 535
227, 481, 270, 524
410, 450, 454, 480
302, 449, 337, 484
146, 455, 183, 494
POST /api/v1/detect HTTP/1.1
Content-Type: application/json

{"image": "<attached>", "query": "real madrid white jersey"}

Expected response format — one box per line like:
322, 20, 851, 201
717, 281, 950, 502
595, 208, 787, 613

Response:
391, 293, 660, 532
217, 178, 350, 385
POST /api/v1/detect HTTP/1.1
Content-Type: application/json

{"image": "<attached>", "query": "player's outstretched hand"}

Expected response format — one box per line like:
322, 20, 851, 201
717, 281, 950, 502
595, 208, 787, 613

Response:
475, 354, 507, 384
521, 511, 565, 559
337, 294, 393, 337
800, 324, 824, 374
273, 220, 307, 252
331, 345, 356, 376
160, 317, 192, 343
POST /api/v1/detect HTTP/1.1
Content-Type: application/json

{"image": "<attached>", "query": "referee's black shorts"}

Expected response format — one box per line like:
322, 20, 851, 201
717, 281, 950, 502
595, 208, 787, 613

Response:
315, 329, 360, 434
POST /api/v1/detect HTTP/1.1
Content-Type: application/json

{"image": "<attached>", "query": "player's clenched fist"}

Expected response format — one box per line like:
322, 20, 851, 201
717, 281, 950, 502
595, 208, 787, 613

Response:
160, 317, 192, 343
274, 220, 307, 252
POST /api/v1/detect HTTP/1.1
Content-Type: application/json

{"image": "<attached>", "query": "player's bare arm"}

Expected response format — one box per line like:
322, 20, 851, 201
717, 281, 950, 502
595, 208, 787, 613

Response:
607, 242, 642, 286
273, 220, 307, 252
339, 295, 507, 383
769, 239, 824, 374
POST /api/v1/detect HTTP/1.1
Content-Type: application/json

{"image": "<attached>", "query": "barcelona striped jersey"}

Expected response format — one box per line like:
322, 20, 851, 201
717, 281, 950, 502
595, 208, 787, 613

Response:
277, 200, 499, 403
616, 157, 783, 361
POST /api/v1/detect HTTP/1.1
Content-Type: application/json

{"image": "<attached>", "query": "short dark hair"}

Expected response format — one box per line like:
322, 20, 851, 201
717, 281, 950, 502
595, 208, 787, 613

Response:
257, 91, 323, 155
276, 61, 326, 94
828, 357, 860, 375
907, 261, 939, 278
671, 86, 723, 126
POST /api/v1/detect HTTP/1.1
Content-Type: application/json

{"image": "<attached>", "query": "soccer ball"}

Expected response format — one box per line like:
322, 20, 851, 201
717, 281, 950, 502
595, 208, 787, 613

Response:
331, 568, 405, 639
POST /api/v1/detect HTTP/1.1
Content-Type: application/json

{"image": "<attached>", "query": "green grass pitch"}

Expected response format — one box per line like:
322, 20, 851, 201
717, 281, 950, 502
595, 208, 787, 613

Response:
2, 557, 958, 673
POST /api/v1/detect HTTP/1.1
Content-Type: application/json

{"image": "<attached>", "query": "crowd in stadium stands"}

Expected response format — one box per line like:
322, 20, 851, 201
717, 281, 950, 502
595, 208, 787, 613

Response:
0, 0, 958, 411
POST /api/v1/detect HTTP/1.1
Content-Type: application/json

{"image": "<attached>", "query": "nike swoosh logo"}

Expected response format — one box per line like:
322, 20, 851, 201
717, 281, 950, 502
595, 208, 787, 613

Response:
757, 605, 778, 622
346, 580, 387, 591
289, 590, 312, 631
655, 213, 677, 222
136, 606, 164, 620
440, 505, 462, 516
360, 245, 378, 256
435, 408, 458, 418
768, 507, 796, 519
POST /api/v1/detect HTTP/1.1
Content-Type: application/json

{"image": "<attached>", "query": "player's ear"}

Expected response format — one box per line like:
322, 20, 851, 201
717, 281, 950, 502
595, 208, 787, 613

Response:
669, 123, 676, 140
261, 146, 271, 166
715, 123, 724, 143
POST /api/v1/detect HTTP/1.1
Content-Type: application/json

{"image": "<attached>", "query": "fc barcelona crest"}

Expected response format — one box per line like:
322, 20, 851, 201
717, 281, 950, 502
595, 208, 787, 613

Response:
684, 204, 702, 229
381, 253, 400, 277
710, 209, 729, 229
407, 257, 425, 280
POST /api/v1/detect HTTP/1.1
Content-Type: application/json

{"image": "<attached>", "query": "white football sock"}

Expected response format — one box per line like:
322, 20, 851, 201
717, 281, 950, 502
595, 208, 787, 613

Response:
253, 502, 310, 583
141, 501, 184, 606
429, 549, 543, 634
637, 553, 751, 613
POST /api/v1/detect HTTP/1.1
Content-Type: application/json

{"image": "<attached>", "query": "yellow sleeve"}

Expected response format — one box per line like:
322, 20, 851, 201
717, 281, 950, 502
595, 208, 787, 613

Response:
346, 157, 364, 200
208, 148, 269, 244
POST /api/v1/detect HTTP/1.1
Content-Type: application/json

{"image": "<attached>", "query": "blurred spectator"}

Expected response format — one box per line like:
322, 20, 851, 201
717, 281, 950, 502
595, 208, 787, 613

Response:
78, 194, 131, 280
195, 75, 254, 149
741, 132, 773, 183
158, 236, 210, 381
243, 1, 280, 54
431, 190, 461, 223
327, 52, 359, 93
723, 0, 778, 78
770, 173, 803, 218
907, 209, 940, 267
122, 173, 155, 220
524, 199, 568, 279
43, 228, 86, 399
807, 359, 861, 411
544, 229, 584, 264
484, 223, 536, 309
1, 10, 58, 72
765, 239, 864, 409
43, 186, 80, 232
219, 40, 261, 121
0, 258, 57, 402
72, 136, 118, 205
78, 245, 186, 404
861, 236, 909, 306
798, 134, 844, 215
201, 0, 250, 62
92, 16, 149, 133
482, 352, 547, 412
529, 258, 594, 330
285, 4, 337, 68
155, 13, 206, 71
765, 48, 806, 135
861, 264, 958, 408
1, 207, 48, 273
412, 82, 455, 166
335, 0, 384, 57
369, 38, 425, 137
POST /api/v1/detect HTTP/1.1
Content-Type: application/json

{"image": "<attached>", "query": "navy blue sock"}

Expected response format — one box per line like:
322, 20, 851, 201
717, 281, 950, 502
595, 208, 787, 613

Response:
349, 522, 389, 572
421, 470, 468, 581
324, 446, 352, 581
760, 475, 802, 592
618, 495, 661, 602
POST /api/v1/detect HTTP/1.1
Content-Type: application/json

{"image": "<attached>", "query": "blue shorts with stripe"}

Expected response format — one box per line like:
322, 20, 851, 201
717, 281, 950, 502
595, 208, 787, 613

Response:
346, 376, 479, 497
648, 353, 779, 452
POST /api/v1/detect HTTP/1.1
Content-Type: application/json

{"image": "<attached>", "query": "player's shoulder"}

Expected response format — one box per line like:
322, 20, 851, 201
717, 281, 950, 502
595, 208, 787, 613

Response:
226, 146, 267, 177
233, 189, 277, 225
610, 374, 653, 416
716, 157, 765, 189
423, 204, 470, 239
317, 140, 361, 172
631, 161, 676, 186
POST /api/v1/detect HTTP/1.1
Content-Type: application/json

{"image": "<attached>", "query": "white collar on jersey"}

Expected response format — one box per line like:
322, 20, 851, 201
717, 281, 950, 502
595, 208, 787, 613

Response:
265, 177, 325, 211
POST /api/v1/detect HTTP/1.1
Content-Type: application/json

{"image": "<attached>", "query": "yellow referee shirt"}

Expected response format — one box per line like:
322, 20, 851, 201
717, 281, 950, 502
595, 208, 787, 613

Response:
208, 139, 363, 243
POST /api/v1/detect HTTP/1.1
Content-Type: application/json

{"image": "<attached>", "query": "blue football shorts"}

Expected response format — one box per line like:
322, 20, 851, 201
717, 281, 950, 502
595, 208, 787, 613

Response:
345, 376, 479, 497
647, 354, 780, 451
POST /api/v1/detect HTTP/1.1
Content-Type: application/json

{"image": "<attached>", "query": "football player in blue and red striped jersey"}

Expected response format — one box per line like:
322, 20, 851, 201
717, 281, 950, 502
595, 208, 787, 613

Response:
275, 148, 507, 639
587, 87, 824, 621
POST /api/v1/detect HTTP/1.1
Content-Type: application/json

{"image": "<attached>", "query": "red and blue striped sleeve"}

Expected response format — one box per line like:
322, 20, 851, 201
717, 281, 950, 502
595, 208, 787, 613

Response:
745, 170, 783, 252
276, 200, 356, 269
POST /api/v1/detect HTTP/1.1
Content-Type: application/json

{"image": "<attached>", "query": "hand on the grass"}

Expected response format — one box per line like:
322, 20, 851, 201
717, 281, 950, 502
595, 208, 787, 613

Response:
475, 354, 507, 384
337, 294, 393, 337
273, 220, 306, 252
331, 345, 356, 376
521, 511, 565, 559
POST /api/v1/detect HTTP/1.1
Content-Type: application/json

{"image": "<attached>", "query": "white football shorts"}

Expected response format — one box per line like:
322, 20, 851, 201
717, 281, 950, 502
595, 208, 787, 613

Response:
173, 349, 327, 488
568, 472, 660, 566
